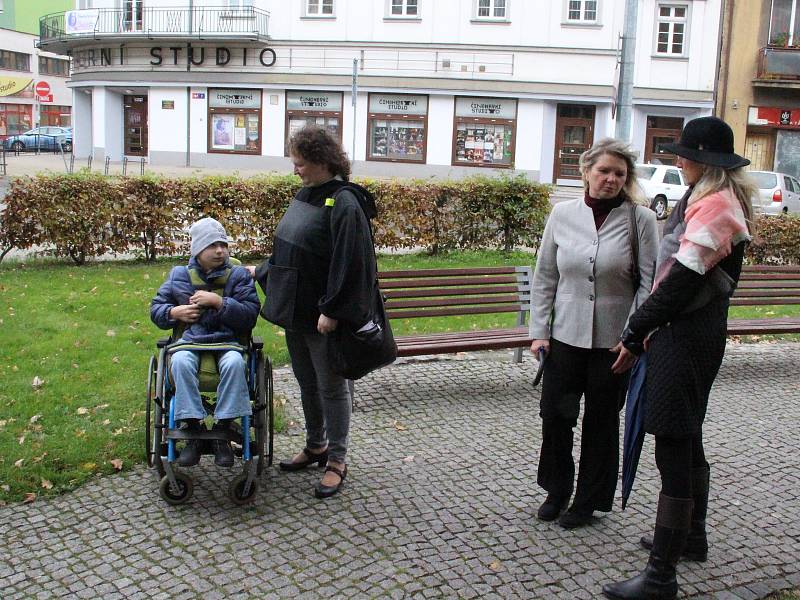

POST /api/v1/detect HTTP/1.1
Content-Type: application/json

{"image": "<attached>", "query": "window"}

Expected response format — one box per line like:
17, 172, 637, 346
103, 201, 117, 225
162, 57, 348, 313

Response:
769, 0, 800, 46
388, 0, 418, 17
0, 50, 31, 72
39, 56, 70, 77
0, 104, 33, 138
565, 0, 598, 23
40, 105, 72, 127
367, 94, 428, 163
227, 0, 253, 6
452, 97, 517, 168
285, 91, 343, 155
305, 0, 334, 16
655, 3, 688, 56
208, 89, 262, 155
663, 169, 682, 185
475, 0, 507, 20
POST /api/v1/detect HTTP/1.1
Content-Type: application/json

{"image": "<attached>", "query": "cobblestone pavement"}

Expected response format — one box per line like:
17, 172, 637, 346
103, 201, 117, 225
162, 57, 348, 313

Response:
1, 343, 798, 599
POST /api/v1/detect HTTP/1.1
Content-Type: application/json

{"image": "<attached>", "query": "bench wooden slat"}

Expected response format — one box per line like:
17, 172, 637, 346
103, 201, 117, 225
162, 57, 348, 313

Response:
380, 275, 525, 290
727, 318, 800, 335
387, 295, 524, 310
387, 304, 526, 319
384, 284, 524, 299
730, 298, 800, 306
379, 266, 519, 278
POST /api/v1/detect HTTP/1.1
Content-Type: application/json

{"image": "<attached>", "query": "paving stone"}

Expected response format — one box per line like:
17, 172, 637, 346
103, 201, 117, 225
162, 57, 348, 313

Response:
1, 344, 798, 598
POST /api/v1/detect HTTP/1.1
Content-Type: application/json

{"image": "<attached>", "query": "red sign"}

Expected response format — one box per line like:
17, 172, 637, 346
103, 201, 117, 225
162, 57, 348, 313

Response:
35, 81, 51, 97
38, 94, 53, 103
751, 106, 800, 128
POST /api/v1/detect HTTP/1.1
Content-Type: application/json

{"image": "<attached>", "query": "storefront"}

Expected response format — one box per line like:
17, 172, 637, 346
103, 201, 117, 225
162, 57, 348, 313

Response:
367, 93, 428, 163
452, 97, 517, 168
747, 106, 800, 177
208, 88, 262, 155
0, 102, 33, 138
40, 104, 72, 127
285, 90, 343, 153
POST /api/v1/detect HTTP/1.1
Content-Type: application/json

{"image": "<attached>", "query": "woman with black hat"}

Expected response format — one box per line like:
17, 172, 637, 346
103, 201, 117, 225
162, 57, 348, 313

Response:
602, 116, 756, 600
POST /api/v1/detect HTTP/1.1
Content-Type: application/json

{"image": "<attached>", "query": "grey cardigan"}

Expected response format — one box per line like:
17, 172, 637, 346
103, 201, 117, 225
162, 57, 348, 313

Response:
530, 197, 659, 349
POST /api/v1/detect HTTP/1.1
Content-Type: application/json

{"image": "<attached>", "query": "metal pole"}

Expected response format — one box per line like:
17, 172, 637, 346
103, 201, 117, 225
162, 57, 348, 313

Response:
615, 0, 639, 141
351, 58, 358, 164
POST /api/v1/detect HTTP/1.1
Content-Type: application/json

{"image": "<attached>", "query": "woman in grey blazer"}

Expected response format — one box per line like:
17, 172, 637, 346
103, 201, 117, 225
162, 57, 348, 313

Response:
530, 138, 659, 529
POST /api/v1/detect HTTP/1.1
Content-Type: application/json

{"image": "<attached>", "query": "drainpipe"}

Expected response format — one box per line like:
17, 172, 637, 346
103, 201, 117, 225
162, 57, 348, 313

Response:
717, 0, 735, 121
186, 86, 191, 167
614, 0, 638, 142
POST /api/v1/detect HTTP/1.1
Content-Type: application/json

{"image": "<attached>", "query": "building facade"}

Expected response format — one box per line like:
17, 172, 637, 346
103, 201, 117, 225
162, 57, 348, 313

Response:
717, 0, 800, 179
0, 0, 73, 140
40, 0, 722, 183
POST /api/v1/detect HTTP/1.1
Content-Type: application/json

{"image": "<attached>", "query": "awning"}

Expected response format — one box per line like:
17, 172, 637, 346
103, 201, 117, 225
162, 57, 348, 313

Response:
0, 76, 34, 97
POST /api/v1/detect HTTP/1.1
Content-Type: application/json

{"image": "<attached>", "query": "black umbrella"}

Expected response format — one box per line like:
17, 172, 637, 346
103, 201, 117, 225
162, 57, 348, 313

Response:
533, 347, 547, 387
621, 352, 648, 509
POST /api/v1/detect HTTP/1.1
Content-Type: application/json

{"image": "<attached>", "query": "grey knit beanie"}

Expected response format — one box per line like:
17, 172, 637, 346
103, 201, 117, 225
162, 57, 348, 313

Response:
189, 217, 229, 257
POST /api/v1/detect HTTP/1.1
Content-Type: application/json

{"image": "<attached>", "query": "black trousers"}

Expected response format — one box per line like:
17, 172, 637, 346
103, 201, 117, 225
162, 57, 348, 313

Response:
655, 433, 708, 498
537, 338, 629, 512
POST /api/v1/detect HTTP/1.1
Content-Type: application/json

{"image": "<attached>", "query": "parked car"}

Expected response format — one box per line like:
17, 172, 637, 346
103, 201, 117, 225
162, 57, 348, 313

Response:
748, 170, 800, 215
2, 126, 72, 153
635, 163, 688, 220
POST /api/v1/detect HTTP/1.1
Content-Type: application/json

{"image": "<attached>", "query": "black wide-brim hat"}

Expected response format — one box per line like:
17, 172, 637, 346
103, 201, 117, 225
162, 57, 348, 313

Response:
661, 116, 750, 169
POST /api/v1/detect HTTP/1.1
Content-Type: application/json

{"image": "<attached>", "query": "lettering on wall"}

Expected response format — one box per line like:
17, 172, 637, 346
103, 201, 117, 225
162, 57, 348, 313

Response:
73, 45, 277, 70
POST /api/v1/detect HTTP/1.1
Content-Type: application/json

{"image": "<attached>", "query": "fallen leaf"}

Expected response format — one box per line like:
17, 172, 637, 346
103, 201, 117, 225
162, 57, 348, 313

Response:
143, 273, 150, 280
32, 376, 44, 390
17, 435, 25, 445
89, 286, 98, 294
81, 462, 96, 471
112, 428, 124, 436
489, 560, 503, 571
41, 479, 53, 490
106, 330, 116, 337
23, 493, 36, 504
29, 414, 41, 424
393, 420, 407, 431
32, 452, 47, 463
72, 363, 79, 369
76, 407, 89, 415
0, 419, 6, 428
110, 459, 123, 471
14, 458, 24, 468
112, 356, 120, 363
97, 404, 109, 410
102, 419, 110, 426
11, 365, 18, 371
402, 455, 415, 462
1, 484, 9, 492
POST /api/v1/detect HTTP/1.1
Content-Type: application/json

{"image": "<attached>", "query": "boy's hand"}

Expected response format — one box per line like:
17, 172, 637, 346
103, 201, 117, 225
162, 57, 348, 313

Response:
190, 291, 223, 310
245, 265, 256, 278
170, 304, 203, 323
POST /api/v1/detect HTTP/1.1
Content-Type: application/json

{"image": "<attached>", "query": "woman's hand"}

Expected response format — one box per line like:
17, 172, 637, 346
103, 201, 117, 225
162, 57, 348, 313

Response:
244, 265, 256, 278
610, 342, 637, 374
530, 339, 550, 356
317, 314, 338, 335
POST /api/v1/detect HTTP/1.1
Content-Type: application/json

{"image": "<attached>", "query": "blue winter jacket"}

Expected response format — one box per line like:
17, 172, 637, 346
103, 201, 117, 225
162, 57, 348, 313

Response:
150, 257, 260, 344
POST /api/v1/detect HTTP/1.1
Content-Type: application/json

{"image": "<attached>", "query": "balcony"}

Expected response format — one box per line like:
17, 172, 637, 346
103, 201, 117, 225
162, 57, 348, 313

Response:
38, 6, 270, 54
755, 46, 800, 86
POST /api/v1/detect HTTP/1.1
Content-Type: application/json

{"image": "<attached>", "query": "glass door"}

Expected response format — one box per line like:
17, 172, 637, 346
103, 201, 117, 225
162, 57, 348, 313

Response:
553, 104, 595, 181
123, 0, 144, 32
124, 95, 148, 157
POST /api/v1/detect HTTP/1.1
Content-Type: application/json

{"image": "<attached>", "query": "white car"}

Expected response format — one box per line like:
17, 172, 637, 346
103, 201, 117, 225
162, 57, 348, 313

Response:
635, 164, 688, 220
748, 170, 800, 215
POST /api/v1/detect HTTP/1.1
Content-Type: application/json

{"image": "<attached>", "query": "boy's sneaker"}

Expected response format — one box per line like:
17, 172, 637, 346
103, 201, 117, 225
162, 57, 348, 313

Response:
212, 420, 235, 468
176, 419, 203, 467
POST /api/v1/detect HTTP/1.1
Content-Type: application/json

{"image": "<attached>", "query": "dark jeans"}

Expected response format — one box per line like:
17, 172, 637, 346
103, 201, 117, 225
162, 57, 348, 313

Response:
655, 433, 708, 498
285, 329, 352, 464
537, 338, 629, 512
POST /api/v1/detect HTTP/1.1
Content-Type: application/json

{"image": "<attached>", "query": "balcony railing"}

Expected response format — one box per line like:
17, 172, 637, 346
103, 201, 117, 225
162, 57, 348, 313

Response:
39, 6, 270, 46
757, 46, 800, 80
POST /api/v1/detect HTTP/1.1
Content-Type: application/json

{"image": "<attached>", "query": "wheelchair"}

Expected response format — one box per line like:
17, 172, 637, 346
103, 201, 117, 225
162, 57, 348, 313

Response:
145, 335, 273, 505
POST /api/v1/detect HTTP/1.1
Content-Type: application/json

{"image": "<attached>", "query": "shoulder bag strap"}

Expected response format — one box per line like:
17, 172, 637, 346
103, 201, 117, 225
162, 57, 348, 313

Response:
627, 203, 641, 293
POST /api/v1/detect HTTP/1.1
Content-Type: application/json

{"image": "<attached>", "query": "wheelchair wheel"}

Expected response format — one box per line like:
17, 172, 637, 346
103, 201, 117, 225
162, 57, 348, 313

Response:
229, 473, 259, 505
145, 355, 158, 468
159, 472, 193, 505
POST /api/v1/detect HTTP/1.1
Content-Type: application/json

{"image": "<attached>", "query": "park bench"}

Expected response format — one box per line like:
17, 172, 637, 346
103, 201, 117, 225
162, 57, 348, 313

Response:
728, 264, 800, 335
378, 266, 533, 362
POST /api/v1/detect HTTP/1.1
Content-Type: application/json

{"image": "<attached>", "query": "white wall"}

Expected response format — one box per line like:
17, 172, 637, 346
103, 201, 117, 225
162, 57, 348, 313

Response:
262, 88, 285, 157
72, 88, 92, 157
515, 99, 544, 172
149, 87, 187, 153
189, 87, 208, 155
426, 95, 455, 166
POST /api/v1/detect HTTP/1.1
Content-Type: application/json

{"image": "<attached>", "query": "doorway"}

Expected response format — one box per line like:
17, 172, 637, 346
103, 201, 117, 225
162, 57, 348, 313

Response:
744, 130, 776, 172
644, 116, 683, 165
554, 104, 595, 183
124, 94, 148, 157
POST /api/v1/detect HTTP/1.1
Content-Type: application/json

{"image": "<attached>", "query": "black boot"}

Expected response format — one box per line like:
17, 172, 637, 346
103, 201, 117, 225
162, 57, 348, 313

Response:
639, 466, 709, 562
176, 419, 203, 467
602, 494, 693, 600
212, 419, 235, 468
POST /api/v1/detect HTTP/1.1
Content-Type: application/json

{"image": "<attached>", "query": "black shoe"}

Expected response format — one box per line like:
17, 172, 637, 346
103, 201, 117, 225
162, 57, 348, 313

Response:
212, 420, 235, 468
639, 532, 708, 562
176, 419, 203, 467
558, 505, 594, 529
279, 447, 328, 472
314, 464, 347, 499
537, 494, 569, 521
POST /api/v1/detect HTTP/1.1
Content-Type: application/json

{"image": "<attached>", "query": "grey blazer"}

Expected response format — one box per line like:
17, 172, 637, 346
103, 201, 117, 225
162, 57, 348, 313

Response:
530, 197, 659, 349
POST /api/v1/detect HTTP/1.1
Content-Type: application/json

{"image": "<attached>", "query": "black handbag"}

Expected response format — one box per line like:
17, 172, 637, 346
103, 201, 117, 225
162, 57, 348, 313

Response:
327, 282, 397, 380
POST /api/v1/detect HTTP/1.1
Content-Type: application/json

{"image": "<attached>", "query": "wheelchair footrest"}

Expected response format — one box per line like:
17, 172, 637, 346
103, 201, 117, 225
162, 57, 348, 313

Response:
166, 429, 241, 443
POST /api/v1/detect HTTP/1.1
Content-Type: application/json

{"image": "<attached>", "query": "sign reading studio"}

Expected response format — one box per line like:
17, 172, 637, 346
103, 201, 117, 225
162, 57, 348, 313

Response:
72, 44, 277, 71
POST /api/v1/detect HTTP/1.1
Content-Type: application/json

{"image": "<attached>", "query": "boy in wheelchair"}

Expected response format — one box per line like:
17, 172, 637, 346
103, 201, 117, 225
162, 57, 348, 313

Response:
150, 217, 260, 467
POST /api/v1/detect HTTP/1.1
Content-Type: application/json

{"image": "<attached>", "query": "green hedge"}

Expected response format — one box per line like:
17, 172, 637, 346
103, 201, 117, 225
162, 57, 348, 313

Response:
0, 172, 552, 264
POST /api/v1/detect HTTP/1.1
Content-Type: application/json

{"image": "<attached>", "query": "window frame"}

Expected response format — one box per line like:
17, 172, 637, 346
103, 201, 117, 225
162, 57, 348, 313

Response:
304, 0, 335, 18
0, 49, 32, 72
385, 0, 420, 20
768, 0, 800, 46
451, 97, 518, 170
653, 2, 690, 58
38, 56, 70, 77
207, 88, 263, 156
562, 0, 601, 26
366, 93, 429, 164
473, 0, 509, 22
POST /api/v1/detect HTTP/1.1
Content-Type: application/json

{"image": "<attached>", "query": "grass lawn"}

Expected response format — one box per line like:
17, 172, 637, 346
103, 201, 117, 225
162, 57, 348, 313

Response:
0, 249, 796, 504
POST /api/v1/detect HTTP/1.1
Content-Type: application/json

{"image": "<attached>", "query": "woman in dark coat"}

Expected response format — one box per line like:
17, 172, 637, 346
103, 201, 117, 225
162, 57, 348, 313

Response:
602, 117, 756, 600
251, 126, 376, 499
